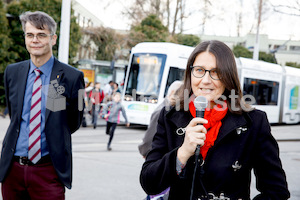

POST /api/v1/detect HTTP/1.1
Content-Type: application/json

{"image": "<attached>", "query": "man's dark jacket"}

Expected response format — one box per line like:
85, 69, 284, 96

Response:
0, 58, 84, 189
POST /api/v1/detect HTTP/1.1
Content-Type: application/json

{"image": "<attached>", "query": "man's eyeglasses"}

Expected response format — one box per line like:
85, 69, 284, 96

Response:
24, 33, 53, 41
190, 66, 220, 80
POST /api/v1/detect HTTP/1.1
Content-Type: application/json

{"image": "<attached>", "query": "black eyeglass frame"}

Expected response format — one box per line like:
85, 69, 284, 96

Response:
190, 66, 220, 80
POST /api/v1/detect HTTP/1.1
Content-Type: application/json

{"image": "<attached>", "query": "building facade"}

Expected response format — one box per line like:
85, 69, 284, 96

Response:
201, 34, 300, 66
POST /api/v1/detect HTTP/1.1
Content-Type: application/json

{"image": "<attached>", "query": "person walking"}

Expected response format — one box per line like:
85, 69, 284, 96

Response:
0, 11, 84, 200
102, 92, 130, 151
138, 80, 183, 158
89, 82, 104, 129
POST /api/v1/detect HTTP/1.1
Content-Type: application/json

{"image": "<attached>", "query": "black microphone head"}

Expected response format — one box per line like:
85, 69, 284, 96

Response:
194, 96, 208, 111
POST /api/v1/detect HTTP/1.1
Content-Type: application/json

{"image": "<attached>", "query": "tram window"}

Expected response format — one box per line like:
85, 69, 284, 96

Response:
243, 78, 279, 105
125, 53, 166, 103
164, 67, 185, 97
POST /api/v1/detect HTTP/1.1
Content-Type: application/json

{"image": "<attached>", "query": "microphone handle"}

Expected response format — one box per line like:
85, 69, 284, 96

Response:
195, 145, 201, 156
195, 109, 205, 156
195, 110, 205, 118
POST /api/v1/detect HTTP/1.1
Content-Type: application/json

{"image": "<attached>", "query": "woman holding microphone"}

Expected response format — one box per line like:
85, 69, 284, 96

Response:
140, 40, 289, 200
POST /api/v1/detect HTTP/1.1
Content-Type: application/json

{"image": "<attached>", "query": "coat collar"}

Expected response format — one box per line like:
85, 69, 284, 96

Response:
165, 107, 193, 129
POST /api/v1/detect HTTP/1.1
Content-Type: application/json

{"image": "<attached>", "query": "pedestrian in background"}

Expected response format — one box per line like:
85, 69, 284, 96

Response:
89, 82, 105, 129
138, 80, 183, 158
85, 81, 94, 99
102, 92, 130, 151
140, 40, 289, 200
139, 80, 182, 200
113, 82, 121, 94
81, 80, 91, 127
103, 80, 114, 102
0, 11, 84, 200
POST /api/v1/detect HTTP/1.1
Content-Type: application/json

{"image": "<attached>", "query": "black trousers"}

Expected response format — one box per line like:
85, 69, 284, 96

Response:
106, 121, 117, 147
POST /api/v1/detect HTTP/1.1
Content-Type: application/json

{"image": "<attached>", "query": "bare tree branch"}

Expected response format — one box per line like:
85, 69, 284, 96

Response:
271, 1, 300, 17
172, 0, 180, 35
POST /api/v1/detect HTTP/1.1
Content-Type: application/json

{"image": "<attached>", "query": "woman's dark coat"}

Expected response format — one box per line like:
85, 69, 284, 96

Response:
140, 107, 290, 200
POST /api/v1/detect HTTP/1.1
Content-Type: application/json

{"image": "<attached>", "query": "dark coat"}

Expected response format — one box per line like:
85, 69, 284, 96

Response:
0, 58, 84, 189
140, 107, 290, 200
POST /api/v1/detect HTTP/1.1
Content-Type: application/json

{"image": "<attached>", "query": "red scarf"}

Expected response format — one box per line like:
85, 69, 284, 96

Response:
189, 100, 228, 160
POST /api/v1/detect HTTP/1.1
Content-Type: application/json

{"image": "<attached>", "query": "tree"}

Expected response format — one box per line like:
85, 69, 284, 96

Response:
0, 0, 17, 73
129, 14, 169, 46
233, 45, 276, 63
123, 0, 189, 35
271, 0, 300, 17
81, 26, 129, 61
0, 0, 18, 106
6, 0, 81, 64
174, 33, 200, 46
200, 0, 214, 34
286, 62, 300, 68
259, 51, 276, 63
233, 45, 253, 58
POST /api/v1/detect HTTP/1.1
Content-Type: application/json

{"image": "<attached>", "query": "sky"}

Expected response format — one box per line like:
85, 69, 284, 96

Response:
75, 0, 300, 41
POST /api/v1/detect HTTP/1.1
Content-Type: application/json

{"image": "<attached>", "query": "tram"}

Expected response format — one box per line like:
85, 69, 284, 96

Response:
121, 42, 300, 125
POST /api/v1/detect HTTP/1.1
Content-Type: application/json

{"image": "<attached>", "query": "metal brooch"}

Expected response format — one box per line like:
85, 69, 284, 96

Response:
236, 127, 247, 135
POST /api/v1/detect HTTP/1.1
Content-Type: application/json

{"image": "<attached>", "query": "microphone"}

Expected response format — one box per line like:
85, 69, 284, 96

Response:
193, 96, 208, 156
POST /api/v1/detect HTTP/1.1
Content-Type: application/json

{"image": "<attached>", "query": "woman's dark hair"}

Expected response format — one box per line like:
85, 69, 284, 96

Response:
171, 40, 251, 114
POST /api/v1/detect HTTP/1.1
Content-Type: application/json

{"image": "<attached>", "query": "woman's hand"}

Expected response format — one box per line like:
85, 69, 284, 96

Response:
177, 117, 208, 165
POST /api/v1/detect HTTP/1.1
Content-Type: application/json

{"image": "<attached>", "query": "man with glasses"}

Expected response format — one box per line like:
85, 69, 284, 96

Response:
0, 11, 84, 200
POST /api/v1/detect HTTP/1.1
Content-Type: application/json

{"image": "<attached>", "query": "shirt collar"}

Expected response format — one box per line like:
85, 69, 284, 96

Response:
29, 56, 54, 77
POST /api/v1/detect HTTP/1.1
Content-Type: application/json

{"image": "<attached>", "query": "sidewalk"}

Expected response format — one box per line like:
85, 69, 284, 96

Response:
1, 117, 300, 142
271, 124, 300, 141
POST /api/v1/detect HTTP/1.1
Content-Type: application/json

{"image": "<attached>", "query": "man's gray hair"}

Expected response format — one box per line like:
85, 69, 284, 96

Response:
20, 11, 57, 35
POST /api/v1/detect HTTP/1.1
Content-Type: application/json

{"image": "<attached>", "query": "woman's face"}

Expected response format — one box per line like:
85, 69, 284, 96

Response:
191, 52, 225, 107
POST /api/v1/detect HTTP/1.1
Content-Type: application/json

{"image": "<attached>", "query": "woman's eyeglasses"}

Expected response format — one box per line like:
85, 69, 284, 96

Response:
190, 66, 220, 80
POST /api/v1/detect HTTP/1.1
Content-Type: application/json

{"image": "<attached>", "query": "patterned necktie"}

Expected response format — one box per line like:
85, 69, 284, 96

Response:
28, 68, 42, 164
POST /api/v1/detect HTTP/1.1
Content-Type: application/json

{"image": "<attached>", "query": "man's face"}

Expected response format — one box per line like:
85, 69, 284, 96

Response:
24, 22, 57, 60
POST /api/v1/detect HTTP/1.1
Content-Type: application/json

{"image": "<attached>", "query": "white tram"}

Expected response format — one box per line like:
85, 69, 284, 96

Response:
121, 42, 300, 125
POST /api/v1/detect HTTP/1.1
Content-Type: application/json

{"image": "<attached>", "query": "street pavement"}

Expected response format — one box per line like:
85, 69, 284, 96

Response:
0, 117, 299, 200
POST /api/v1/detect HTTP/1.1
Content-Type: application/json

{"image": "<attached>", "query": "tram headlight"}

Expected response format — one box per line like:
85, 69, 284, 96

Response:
124, 95, 133, 101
